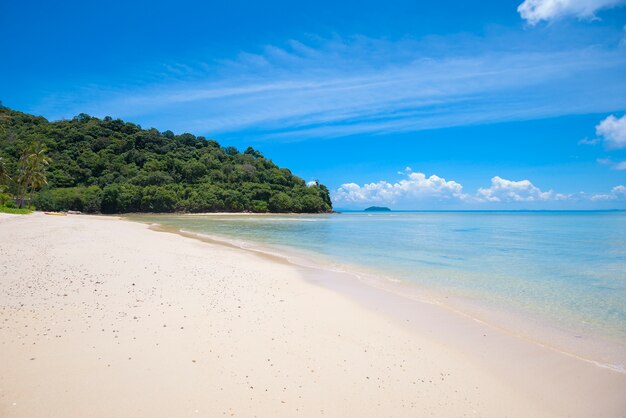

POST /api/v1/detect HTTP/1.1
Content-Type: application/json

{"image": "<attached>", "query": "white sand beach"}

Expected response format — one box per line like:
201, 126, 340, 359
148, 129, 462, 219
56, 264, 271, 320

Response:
1, 213, 625, 417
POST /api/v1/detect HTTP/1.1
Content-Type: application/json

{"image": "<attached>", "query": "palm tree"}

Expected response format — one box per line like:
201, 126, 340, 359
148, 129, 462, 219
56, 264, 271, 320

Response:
0, 157, 9, 185
16, 141, 50, 208
0, 157, 13, 206
27, 169, 48, 206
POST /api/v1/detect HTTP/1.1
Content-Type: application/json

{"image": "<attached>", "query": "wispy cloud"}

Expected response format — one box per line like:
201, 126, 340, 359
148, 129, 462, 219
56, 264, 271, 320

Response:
32, 32, 626, 140
518, 0, 626, 25
578, 137, 600, 145
596, 157, 626, 170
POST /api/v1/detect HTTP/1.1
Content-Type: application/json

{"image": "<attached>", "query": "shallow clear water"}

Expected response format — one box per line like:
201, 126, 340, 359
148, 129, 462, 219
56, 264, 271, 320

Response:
132, 211, 626, 343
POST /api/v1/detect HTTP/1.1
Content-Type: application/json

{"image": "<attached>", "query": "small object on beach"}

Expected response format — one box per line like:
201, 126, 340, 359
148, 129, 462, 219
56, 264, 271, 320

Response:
44, 212, 67, 216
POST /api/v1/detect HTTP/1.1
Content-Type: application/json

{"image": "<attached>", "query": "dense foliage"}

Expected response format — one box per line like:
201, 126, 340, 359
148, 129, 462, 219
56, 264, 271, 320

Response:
0, 106, 332, 213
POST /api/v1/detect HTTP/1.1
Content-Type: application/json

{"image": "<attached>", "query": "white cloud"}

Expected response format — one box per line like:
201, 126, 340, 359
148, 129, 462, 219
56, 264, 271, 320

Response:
518, 0, 626, 25
592, 185, 626, 200
476, 176, 562, 202
578, 137, 599, 145
333, 169, 467, 205
591, 193, 612, 200
333, 169, 626, 208
615, 185, 626, 195
306, 180, 318, 187
596, 114, 626, 149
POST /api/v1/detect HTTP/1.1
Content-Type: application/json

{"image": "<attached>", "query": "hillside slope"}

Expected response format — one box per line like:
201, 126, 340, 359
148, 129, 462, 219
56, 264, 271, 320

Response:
0, 106, 332, 213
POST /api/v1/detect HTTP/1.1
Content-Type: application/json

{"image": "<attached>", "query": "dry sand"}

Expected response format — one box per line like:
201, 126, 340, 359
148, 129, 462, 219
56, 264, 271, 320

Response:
0, 213, 624, 417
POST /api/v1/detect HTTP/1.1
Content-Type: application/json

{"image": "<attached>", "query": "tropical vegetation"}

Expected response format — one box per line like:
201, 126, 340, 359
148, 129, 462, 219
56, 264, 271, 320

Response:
0, 105, 332, 213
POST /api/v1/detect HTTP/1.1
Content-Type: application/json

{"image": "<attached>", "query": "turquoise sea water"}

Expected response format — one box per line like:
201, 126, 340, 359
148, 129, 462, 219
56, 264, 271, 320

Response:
132, 211, 626, 346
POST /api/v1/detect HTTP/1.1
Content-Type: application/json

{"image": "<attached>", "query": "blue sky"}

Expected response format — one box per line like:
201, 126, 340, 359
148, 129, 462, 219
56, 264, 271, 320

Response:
1, 0, 626, 209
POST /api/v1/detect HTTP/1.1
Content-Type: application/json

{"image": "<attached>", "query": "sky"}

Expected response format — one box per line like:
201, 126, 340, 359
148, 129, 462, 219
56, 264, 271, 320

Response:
1, 0, 626, 209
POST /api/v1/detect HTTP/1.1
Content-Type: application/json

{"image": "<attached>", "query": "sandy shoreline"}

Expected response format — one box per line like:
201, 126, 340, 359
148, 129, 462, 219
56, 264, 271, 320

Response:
145, 218, 626, 373
1, 213, 625, 417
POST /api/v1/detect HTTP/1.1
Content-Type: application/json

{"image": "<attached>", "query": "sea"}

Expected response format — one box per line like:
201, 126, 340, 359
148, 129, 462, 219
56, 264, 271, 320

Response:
130, 211, 626, 368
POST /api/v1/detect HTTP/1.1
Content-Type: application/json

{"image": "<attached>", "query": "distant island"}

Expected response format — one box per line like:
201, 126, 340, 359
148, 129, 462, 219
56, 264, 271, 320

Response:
364, 206, 391, 212
0, 106, 332, 214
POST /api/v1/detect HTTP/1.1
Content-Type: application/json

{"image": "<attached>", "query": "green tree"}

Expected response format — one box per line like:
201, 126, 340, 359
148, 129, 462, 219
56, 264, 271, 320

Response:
141, 186, 177, 212
15, 140, 50, 208
269, 192, 293, 212
0, 185, 11, 206
0, 157, 10, 185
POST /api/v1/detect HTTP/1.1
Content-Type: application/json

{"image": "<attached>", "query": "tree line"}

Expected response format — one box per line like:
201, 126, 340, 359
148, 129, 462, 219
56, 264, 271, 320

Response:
0, 105, 333, 213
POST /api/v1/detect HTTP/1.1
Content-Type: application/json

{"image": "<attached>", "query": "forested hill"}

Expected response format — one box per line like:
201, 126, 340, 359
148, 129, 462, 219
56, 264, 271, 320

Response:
0, 106, 332, 213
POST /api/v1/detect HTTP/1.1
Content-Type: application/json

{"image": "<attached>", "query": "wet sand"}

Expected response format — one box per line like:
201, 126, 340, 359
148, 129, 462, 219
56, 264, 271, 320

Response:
1, 213, 624, 417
